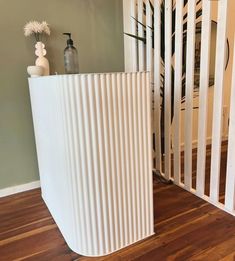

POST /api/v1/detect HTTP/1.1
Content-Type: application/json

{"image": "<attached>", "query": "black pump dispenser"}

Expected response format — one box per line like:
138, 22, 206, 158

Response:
63, 32, 79, 74
63, 33, 74, 46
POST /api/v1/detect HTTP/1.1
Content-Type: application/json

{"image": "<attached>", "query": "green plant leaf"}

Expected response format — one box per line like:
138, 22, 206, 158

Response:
131, 16, 147, 29
124, 32, 146, 44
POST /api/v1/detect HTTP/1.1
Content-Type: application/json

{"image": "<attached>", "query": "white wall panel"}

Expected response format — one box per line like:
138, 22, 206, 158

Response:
225, 40, 235, 213
184, 0, 196, 189
164, 0, 172, 179
153, 0, 162, 171
173, 0, 184, 185
29, 72, 154, 257
210, 0, 228, 203
196, 0, 212, 197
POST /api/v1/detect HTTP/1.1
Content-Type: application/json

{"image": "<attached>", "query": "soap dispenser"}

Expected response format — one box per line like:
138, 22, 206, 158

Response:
63, 33, 79, 74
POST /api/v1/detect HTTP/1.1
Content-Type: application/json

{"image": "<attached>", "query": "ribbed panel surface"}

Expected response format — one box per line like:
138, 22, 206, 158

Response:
29, 72, 154, 257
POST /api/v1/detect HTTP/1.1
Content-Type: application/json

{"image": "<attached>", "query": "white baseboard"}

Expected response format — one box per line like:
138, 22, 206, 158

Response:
0, 180, 41, 198
180, 136, 212, 151
180, 135, 228, 151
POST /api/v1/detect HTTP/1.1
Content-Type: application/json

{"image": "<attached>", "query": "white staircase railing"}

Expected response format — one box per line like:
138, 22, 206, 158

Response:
123, 0, 235, 216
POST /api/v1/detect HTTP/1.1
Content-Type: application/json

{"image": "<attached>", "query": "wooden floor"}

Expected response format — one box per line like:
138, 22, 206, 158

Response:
0, 180, 235, 261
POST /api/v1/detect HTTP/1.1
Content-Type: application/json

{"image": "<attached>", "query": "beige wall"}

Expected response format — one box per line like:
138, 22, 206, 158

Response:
0, 0, 124, 189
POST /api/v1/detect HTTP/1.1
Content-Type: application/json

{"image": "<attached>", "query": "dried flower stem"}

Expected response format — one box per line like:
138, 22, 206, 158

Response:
24, 21, 50, 42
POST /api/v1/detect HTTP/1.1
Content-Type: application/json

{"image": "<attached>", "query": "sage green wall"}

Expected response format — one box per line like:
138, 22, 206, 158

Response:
0, 0, 124, 189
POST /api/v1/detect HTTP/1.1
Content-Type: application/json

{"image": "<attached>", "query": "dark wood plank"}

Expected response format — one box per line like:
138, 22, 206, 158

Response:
0, 182, 234, 261
0, 142, 234, 260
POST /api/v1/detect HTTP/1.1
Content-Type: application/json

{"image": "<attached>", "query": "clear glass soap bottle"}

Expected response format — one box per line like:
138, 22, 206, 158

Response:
63, 33, 79, 74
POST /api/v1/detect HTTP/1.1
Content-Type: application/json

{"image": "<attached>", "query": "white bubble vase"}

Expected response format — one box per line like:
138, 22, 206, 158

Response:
35, 41, 50, 76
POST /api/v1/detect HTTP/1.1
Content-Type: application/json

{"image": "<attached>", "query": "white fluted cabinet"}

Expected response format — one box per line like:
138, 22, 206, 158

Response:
28, 72, 154, 257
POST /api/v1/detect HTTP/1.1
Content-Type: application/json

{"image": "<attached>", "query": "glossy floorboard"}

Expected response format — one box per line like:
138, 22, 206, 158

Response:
0, 178, 235, 261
